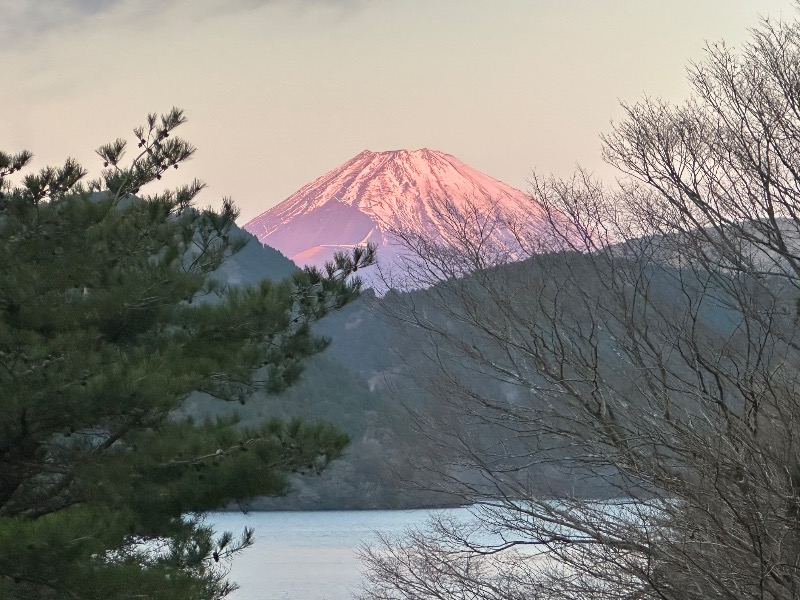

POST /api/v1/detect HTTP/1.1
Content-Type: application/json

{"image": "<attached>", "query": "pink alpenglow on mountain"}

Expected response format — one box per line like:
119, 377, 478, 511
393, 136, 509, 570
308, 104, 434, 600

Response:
243, 149, 558, 289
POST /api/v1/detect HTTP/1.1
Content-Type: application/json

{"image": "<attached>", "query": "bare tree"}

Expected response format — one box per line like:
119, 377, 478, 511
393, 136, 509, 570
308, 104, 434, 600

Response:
358, 13, 800, 600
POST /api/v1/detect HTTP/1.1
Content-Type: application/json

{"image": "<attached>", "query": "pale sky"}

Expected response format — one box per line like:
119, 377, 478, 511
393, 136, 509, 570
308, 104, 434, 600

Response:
1, 0, 795, 224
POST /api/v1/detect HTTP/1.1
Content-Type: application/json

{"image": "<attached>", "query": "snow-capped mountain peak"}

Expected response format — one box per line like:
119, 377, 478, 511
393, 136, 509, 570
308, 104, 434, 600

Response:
243, 149, 548, 285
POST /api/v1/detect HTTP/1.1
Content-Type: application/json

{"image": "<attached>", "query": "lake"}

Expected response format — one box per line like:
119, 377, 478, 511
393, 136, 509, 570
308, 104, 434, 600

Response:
208, 508, 471, 600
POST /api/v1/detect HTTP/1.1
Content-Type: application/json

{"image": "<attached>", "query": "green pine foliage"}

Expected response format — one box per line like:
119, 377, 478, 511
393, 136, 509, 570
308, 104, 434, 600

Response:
0, 109, 373, 599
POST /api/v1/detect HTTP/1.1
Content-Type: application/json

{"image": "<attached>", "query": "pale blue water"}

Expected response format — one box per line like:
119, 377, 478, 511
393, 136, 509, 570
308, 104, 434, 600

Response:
208, 509, 471, 600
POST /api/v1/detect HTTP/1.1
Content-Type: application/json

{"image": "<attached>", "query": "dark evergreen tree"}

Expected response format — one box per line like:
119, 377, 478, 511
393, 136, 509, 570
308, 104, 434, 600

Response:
0, 109, 373, 599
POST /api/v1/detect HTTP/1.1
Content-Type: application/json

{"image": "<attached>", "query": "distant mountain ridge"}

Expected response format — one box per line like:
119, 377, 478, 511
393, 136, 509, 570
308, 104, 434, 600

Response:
243, 149, 545, 281
211, 223, 297, 286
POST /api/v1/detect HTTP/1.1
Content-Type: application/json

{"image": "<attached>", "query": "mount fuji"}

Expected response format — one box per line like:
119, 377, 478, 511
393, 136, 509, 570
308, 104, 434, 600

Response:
243, 149, 549, 286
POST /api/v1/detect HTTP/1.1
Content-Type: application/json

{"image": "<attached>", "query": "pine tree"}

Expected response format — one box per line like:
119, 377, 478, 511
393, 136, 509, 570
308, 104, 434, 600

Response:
0, 109, 373, 599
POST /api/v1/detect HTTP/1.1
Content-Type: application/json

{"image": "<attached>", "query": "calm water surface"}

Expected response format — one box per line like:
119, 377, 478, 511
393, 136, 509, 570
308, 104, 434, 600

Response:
209, 508, 471, 600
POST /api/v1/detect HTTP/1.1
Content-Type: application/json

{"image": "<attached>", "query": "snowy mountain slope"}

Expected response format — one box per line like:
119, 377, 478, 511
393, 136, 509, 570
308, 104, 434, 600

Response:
243, 149, 549, 284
